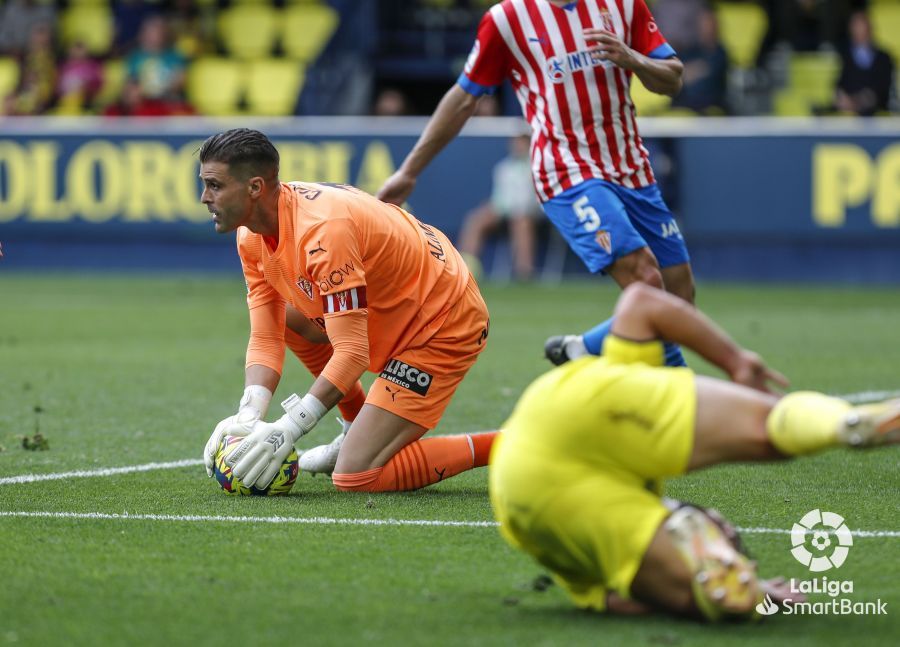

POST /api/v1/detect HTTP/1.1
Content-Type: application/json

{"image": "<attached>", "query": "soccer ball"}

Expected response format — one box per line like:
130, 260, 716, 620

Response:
213, 435, 299, 496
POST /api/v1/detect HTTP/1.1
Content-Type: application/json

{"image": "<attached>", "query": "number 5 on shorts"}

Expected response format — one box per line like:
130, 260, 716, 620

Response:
574, 196, 600, 233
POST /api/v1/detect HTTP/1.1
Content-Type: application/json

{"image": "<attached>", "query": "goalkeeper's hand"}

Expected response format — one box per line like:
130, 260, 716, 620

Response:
228, 393, 327, 489
203, 385, 272, 477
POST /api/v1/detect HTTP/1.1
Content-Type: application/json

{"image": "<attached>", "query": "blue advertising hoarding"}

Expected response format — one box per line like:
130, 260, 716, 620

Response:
1, 117, 898, 281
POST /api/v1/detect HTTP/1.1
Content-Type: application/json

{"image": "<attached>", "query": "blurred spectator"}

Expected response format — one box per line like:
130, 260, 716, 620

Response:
3, 22, 56, 115
103, 78, 194, 117
56, 41, 104, 113
758, 0, 856, 64
652, 0, 705, 54
124, 15, 188, 107
373, 87, 410, 115
169, 0, 216, 60
458, 133, 543, 282
671, 7, 729, 114
114, 0, 160, 56
835, 10, 894, 116
0, 0, 56, 57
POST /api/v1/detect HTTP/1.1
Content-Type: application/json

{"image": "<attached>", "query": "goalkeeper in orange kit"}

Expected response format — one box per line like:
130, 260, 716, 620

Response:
199, 128, 496, 493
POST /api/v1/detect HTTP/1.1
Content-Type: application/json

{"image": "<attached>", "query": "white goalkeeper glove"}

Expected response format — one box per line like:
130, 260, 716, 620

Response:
203, 385, 273, 477
228, 393, 327, 488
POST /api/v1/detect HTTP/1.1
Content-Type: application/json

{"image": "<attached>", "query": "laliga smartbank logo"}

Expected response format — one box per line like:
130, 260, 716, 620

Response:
754, 509, 888, 617
790, 509, 852, 571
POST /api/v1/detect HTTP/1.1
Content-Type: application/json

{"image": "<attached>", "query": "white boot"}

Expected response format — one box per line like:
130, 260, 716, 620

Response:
298, 417, 351, 476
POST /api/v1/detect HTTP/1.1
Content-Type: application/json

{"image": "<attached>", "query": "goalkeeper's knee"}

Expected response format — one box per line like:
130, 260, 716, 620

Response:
663, 505, 763, 621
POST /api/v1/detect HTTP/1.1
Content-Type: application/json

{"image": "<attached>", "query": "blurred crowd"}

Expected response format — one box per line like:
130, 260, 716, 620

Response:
0, 0, 896, 118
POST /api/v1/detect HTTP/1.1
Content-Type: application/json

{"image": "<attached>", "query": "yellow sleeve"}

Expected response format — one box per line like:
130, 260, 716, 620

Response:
602, 335, 665, 367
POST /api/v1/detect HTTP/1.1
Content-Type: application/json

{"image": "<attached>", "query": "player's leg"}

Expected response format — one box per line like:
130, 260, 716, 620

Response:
326, 277, 497, 492
541, 180, 687, 367
629, 504, 798, 620
620, 183, 695, 305
458, 202, 500, 278
690, 376, 900, 470
508, 214, 536, 280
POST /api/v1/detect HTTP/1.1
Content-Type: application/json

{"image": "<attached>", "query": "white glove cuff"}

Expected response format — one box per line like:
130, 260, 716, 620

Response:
281, 393, 327, 435
239, 385, 273, 418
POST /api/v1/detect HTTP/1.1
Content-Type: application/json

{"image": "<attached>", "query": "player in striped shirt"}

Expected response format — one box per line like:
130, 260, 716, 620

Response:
378, 0, 693, 367
199, 129, 496, 488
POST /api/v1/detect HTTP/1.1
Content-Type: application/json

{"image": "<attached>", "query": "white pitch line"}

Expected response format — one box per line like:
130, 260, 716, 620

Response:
0, 511, 897, 537
0, 511, 497, 528
835, 389, 900, 404
0, 459, 203, 486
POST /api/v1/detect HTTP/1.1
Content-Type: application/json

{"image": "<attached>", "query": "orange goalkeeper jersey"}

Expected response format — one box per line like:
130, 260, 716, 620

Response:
238, 181, 470, 376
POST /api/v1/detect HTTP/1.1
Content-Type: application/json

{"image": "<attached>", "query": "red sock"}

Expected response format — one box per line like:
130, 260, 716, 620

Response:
284, 327, 365, 421
332, 431, 499, 492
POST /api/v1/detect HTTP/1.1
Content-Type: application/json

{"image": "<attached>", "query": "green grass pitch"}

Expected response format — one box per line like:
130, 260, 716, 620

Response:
1, 275, 898, 646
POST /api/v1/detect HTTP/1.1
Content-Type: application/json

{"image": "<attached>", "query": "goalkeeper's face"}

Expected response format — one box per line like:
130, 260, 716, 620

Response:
200, 161, 253, 234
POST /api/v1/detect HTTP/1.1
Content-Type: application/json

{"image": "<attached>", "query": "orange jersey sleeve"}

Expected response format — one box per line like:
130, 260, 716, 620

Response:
237, 229, 287, 374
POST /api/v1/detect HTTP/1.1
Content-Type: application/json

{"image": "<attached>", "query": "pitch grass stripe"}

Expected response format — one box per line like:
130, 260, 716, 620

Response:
0, 386, 893, 487
0, 459, 203, 486
0, 511, 898, 537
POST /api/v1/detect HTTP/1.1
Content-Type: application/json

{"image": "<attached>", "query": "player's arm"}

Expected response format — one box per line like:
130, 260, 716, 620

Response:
203, 236, 286, 476
377, 9, 510, 205
583, 28, 683, 96
610, 283, 789, 393
377, 85, 479, 205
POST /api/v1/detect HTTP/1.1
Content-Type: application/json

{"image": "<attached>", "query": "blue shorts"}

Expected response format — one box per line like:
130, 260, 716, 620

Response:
542, 179, 690, 274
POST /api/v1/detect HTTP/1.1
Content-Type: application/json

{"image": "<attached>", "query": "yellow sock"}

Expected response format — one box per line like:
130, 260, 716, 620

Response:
766, 391, 852, 456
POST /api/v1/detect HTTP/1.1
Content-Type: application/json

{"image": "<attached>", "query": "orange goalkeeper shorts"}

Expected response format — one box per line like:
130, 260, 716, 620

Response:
366, 275, 489, 429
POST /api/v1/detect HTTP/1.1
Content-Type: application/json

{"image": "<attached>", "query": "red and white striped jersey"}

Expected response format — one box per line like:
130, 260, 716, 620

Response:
458, 0, 674, 201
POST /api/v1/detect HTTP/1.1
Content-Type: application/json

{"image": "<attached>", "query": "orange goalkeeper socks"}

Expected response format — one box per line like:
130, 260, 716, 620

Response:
332, 431, 498, 492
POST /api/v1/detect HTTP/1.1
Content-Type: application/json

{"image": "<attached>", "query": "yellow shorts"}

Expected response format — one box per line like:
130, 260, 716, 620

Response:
489, 337, 696, 609
367, 276, 489, 429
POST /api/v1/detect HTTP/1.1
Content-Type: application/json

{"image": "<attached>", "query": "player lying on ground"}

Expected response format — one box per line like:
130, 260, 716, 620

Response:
199, 128, 497, 491
490, 283, 899, 620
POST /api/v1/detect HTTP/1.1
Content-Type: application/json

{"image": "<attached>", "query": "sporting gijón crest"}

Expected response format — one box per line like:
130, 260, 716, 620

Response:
296, 277, 314, 300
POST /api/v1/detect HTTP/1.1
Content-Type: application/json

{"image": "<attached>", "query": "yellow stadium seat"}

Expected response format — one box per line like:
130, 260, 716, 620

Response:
61, 5, 114, 57
789, 52, 840, 106
871, 3, 900, 65
715, 2, 768, 69
187, 58, 245, 116
281, 4, 339, 62
95, 58, 126, 109
245, 59, 305, 116
629, 76, 671, 116
217, 5, 280, 60
0, 57, 20, 99
773, 88, 812, 116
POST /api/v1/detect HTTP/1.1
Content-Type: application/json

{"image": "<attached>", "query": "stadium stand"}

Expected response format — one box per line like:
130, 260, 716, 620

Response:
0, 57, 19, 101
60, 4, 114, 57
245, 58, 305, 115
714, 1, 768, 70
187, 57, 244, 116
217, 3, 279, 60
281, 3, 340, 62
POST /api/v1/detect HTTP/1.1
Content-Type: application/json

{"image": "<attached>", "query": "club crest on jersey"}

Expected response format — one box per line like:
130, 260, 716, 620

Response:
296, 278, 314, 300
595, 230, 612, 254
599, 9, 615, 32
321, 286, 367, 313
379, 359, 433, 396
